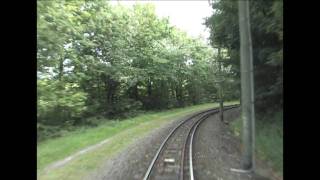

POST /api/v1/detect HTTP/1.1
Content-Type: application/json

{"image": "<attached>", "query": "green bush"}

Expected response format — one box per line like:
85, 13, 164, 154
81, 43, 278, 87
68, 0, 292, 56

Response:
106, 98, 143, 118
231, 110, 283, 176
37, 79, 87, 126
37, 123, 62, 141
83, 116, 105, 127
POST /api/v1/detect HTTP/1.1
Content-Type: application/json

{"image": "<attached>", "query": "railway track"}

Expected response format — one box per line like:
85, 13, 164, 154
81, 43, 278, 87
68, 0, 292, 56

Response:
143, 105, 239, 180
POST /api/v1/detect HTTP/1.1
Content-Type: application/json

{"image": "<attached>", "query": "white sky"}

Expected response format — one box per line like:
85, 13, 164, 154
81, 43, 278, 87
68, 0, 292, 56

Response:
109, 0, 213, 44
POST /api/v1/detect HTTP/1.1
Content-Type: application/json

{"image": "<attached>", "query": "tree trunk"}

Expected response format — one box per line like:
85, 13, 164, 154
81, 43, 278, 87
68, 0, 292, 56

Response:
219, 85, 224, 122
129, 83, 139, 101
175, 84, 183, 107
105, 75, 119, 106
217, 48, 224, 122
143, 78, 153, 110
58, 58, 64, 81
147, 78, 152, 98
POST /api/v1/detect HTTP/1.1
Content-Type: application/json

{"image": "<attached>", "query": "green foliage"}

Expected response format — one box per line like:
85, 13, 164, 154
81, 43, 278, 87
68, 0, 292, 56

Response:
231, 110, 283, 176
37, 79, 87, 139
205, 0, 283, 114
37, 124, 62, 141
37, 0, 237, 141
37, 102, 238, 172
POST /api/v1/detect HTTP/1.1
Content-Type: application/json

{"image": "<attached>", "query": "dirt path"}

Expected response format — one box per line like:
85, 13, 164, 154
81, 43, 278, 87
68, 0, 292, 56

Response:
193, 107, 251, 180
193, 107, 280, 180
42, 139, 111, 174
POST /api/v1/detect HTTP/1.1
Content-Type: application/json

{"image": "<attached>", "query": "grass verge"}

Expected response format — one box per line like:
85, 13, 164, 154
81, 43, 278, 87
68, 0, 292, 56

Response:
231, 110, 283, 177
38, 101, 239, 179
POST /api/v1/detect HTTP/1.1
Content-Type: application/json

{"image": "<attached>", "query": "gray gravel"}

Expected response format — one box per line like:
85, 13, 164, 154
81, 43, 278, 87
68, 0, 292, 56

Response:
84, 107, 280, 180
84, 111, 204, 180
193, 107, 278, 180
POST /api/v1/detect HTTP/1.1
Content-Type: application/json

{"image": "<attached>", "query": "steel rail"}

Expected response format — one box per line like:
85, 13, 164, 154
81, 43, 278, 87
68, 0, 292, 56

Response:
143, 104, 239, 180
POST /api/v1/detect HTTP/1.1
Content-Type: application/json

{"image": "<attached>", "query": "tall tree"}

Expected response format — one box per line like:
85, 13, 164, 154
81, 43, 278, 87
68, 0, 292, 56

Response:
37, 0, 230, 140
205, 0, 283, 116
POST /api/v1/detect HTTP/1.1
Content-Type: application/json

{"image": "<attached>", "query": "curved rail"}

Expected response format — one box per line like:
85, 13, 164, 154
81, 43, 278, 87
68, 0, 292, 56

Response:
180, 111, 213, 180
143, 104, 239, 180
189, 105, 239, 180
142, 107, 218, 180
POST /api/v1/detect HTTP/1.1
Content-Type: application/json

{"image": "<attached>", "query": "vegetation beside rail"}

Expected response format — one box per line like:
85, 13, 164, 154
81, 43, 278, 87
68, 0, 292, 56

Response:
231, 110, 283, 177
37, 0, 282, 178
37, 1, 239, 142
208, 0, 283, 176
38, 101, 238, 173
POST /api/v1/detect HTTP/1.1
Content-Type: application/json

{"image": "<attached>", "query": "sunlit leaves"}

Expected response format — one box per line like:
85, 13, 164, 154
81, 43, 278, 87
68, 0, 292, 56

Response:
37, 0, 218, 129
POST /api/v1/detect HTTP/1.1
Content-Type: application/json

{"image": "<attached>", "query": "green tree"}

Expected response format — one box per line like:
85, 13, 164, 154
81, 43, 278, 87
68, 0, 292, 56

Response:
205, 0, 283, 114
37, 0, 224, 140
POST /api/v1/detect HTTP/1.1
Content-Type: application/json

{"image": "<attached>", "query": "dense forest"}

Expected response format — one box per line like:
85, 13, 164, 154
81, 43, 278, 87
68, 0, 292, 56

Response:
37, 0, 282, 141
205, 0, 283, 114
37, 1, 238, 140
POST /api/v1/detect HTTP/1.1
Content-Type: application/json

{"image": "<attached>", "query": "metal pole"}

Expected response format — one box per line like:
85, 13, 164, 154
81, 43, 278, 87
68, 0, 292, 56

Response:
217, 48, 224, 122
238, 0, 255, 170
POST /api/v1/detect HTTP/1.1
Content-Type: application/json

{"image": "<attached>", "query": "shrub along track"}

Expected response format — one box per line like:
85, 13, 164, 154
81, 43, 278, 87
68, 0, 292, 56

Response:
193, 107, 279, 180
